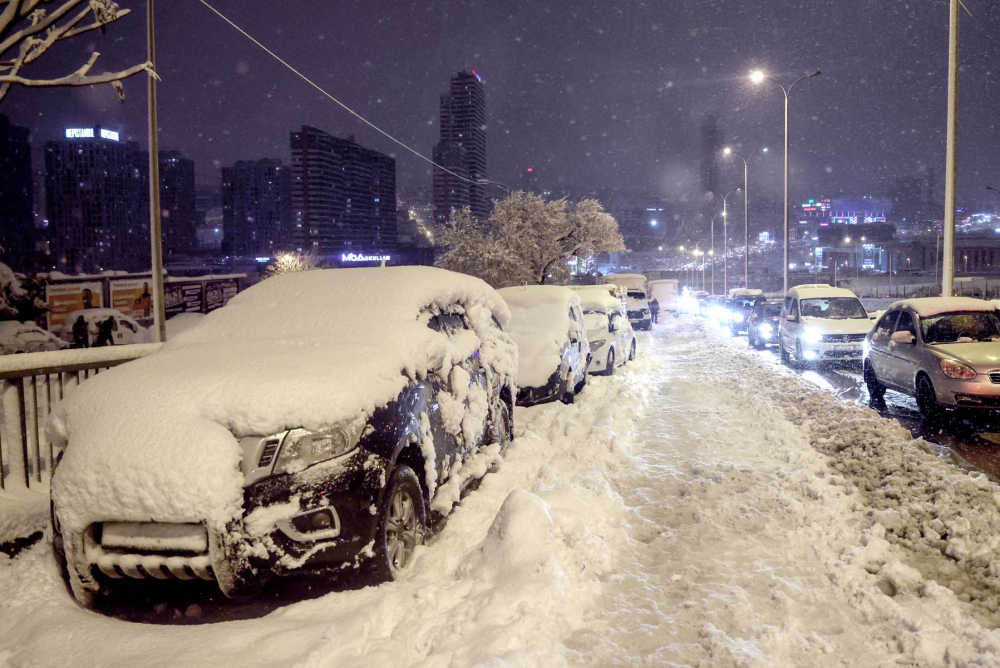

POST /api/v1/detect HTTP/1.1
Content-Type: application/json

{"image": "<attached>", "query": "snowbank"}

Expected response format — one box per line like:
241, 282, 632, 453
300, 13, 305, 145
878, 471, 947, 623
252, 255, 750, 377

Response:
891, 296, 999, 318
0, 487, 48, 546
499, 285, 582, 388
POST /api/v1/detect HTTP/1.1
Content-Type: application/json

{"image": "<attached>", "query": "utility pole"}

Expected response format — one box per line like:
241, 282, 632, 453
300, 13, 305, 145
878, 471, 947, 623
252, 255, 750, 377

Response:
147, 0, 167, 342
942, 0, 960, 297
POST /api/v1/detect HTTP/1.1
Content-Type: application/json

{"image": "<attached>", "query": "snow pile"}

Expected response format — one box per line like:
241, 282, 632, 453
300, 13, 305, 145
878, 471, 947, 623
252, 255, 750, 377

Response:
0, 488, 48, 546
0, 321, 66, 354
892, 296, 999, 318
499, 285, 583, 388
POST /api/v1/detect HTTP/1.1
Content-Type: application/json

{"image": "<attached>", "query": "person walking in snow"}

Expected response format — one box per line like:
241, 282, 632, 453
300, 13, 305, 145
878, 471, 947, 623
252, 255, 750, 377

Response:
649, 298, 660, 324
93, 316, 116, 347
71, 315, 90, 348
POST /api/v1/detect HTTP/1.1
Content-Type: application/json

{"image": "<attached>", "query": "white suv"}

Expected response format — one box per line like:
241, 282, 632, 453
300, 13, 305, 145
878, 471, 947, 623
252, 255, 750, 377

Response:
778, 284, 874, 366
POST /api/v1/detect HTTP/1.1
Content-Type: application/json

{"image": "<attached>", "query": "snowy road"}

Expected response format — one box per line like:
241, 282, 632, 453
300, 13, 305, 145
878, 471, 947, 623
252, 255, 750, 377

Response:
4, 320, 1000, 666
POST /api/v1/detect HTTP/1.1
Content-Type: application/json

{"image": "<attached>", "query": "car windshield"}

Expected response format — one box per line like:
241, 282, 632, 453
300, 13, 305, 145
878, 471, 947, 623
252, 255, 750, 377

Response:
800, 297, 868, 320
583, 311, 609, 331
627, 290, 646, 300
732, 297, 760, 310
921, 312, 1000, 344
763, 304, 782, 318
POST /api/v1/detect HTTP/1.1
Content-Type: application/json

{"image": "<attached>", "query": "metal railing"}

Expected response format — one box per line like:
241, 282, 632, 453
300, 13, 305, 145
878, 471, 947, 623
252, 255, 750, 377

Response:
0, 344, 161, 491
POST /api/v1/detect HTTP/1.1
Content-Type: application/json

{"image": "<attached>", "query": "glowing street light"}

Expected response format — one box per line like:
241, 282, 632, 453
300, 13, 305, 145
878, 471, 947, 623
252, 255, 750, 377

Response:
749, 68, 821, 293
721, 187, 741, 295
723, 146, 752, 286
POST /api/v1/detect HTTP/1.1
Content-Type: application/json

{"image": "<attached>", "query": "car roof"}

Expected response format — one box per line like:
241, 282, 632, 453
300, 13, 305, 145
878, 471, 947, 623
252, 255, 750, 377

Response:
787, 285, 860, 299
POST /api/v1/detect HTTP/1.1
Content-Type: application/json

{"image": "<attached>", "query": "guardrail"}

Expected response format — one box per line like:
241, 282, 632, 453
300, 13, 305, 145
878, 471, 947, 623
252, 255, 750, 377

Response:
0, 344, 161, 491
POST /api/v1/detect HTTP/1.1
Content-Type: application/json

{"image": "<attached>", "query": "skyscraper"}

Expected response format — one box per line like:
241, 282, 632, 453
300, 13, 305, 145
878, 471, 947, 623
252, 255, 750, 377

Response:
433, 70, 488, 223
158, 150, 197, 255
0, 114, 34, 270
699, 113, 724, 199
290, 126, 396, 257
44, 126, 149, 273
221, 158, 293, 256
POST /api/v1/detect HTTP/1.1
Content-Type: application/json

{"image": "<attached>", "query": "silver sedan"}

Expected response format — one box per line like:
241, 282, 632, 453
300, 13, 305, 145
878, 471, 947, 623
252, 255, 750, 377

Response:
863, 298, 1000, 416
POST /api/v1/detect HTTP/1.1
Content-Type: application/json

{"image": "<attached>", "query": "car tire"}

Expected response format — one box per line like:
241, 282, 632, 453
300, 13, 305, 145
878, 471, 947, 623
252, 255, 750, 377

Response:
573, 371, 587, 395
794, 340, 807, 369
780, 342, 791, 366
628, 339, 636, 361
373, 465, 426, 582
561, 372, 575, 404
864, 361, 886, 404
605, 348, 616, 376
916, 374, 939, 419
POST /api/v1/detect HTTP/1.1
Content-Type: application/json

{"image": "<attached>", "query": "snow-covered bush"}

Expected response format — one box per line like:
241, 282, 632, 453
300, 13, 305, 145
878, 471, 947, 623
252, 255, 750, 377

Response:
436, 191, 626, 287
263, 250, 322, 279
0, 262, 46, 322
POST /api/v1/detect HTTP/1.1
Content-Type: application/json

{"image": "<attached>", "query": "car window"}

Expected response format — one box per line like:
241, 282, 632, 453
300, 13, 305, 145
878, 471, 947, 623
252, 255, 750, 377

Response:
892, 311, 916, 337
799, 297, 868, 319
875, 311, 899, 337
790, 299, 799, 318
783, 296, 792, 314
922, 312, 1000, 344
763, 304, 782, 318
428, 312, 467, 333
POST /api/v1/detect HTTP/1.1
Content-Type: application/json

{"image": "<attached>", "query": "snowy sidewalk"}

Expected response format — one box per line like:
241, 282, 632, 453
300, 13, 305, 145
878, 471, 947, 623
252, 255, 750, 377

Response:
3, 321, 1000, 667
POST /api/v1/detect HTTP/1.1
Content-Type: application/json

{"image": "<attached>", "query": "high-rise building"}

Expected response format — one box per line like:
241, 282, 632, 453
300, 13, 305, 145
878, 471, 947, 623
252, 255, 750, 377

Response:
44, 126, 149, 273
0, 114, 34, 270
699, 113, 724, 199
221, 158, 293, 256
433, 70, 487, 222
158, 150, 197, 255
290, 126, 396, 257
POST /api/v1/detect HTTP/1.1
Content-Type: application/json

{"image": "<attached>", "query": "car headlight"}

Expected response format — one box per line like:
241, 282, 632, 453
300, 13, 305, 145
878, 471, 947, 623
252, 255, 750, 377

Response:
759, 323, 774, 338
802, 328, 823, 344
940, 359, 977, 380
589, 339, 606, 352
274, 425, 362, 475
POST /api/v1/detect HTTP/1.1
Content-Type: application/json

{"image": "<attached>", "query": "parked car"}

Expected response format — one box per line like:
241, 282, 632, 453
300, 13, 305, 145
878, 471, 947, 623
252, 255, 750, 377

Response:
864, 297, 1000, 416
747, 300, 783, 349
725, 289, 766, 335
49, 267, 517, 607
647, 279, 680, 315
58, 308, 146, 347
578, 289, 636, 375
499, 285, 589, 405
623, 288, 652, 330
778, 284, 873, 367
0, 320, 68, 354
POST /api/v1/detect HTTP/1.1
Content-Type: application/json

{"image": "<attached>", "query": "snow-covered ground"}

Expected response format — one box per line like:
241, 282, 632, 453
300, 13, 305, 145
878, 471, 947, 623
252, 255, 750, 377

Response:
3, 320, 1000, 666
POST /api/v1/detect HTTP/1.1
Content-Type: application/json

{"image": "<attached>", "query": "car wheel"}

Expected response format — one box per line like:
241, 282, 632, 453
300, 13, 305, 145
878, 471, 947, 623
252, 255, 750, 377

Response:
605, 348, 616, 376
794, 340, 807, 369
628, 339, 636, 361
780, 342, 791, 366
373, 466, 426, 581
864, 361, 886, 404
561, 372, 575, 404
573, 371, 587, 395
916, 374, 939, 419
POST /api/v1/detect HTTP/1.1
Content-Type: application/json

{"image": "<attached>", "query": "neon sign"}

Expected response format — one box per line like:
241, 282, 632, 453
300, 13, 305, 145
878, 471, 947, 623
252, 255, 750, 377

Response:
100, 129, 119, 141
341, 253, 391, 263
65, 128, 94, 139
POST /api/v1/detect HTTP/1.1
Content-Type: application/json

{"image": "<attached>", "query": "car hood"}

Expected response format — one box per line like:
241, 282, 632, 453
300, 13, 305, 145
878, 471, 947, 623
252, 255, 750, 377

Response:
800, 317, 874, 335
926, 341, 1000, 370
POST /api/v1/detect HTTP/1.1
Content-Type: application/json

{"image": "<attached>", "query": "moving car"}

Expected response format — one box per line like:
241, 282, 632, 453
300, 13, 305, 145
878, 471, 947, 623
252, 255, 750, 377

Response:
578, 288, 636, 375
747, 300, 783, 349
725, 289, 766, 335
864, 297, 1000, 416
58, 308, 145, 347
778, 284, 872, 367
647, 279, 680, 315
49, 267, 517, 607
701, 295, 729, 323
498, 285, 589, 405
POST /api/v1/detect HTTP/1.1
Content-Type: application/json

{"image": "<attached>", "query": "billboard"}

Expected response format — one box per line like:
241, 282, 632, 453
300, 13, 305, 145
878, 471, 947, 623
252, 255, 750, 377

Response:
205, 278, 239, 312
45, 282, 103, 331
164, 282, 204, 317
110, 278, 155, 322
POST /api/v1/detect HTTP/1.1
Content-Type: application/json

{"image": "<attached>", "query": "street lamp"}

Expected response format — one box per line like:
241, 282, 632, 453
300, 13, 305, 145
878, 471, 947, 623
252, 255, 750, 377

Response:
723, 147, 751, 287
722, 187, 741, 295
750, 68, 821, 294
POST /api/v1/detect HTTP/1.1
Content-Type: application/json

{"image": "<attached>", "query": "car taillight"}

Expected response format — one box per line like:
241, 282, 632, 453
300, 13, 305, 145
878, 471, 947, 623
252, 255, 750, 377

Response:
940, 359, 977, 380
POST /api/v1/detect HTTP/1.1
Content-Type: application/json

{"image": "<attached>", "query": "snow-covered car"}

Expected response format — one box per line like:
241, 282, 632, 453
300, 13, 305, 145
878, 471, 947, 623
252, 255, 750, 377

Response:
747, 300, 783, 349
725, 291, 767, 336
578, 289, 636, 375
624, 289, 652, 330
0, 320, 68, 354
647, 279, 679, 315
58, 308, 146, 347
499, 285, 589, 405
778, 284, 872, 367
48, 267, 517, 607
864, 297, 1000, 416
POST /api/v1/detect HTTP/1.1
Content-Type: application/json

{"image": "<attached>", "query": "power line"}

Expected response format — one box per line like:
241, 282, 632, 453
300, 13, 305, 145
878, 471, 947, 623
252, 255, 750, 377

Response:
195, 0, 507, 192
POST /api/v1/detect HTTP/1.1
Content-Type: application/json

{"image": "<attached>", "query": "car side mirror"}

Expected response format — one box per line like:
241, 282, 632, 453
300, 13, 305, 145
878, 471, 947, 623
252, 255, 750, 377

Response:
784, 314, 796, 322
890, 331, 915, 345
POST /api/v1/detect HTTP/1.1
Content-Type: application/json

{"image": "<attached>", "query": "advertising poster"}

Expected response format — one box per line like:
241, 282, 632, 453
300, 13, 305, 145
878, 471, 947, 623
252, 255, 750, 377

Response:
164, 282, 204, 317
45, 282, 103, 331
205, 278, 239, 312
110, 278, 155, 322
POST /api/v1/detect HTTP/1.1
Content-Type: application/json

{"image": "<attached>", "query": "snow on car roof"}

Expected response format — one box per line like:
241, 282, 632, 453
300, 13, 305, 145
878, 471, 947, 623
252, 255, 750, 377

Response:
728, 288, 763, 298
499, 286, 581, 388
49, 267, 517, 536
574, 287, 623, 311
788, 285, 859, 300
891, 297, 999, 318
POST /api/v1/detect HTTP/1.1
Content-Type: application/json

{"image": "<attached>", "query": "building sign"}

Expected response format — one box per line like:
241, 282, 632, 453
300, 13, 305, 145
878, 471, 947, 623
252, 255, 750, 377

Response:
64, 128, 119, 141
45, 282, 103, 331
341, 252, 391, 263
164, 282, 204, 317
205, 278, 239, 312
100, 129, 119, 141
110, 278, 155, 322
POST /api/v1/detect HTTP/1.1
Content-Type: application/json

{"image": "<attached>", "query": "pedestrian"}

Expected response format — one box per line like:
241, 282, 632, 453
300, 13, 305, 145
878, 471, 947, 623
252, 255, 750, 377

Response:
71, 315, 90, 348
93, 316, 117, 347
649, 298, 660, 324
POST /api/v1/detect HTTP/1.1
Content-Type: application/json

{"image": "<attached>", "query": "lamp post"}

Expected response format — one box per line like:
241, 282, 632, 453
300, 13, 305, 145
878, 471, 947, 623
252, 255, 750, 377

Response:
723, 147, 751, 287
722, 187, 741, 296
708, 213, 719, 295
750, 69, 821, 294
147, 0, 166, 343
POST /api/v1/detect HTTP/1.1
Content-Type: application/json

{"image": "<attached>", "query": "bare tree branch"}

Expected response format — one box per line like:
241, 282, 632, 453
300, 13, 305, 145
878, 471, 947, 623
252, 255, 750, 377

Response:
0, 52, 152, 90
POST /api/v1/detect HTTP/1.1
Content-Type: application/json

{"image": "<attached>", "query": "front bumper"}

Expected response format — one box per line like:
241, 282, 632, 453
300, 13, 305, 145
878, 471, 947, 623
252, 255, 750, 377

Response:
931, 373, 1000, 408
628, 316, 652, 330
800, 342, 864, 362
517, 370, 564, 406
588, 343, 611, 373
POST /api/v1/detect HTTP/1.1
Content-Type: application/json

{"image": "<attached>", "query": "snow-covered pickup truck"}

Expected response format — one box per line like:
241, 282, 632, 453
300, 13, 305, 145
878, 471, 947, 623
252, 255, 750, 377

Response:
48, 267, 517, 607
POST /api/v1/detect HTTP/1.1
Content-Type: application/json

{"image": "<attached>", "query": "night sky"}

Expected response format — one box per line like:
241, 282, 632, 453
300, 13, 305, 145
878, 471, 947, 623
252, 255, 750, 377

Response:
5, 0, 1000, 210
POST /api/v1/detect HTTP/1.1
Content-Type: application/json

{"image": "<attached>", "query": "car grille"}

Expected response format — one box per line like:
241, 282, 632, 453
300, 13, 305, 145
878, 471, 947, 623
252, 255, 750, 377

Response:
258, 437, 281, 467
822, 333, 866, 343
989, 372, 1000, 384
90, 522, 215, 581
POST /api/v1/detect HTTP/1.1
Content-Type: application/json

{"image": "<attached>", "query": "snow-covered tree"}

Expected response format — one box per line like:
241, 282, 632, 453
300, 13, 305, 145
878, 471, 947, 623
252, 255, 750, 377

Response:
0, 261, 46, 322
0, 0, 153, 104
264, 250, 323, 279
435, 191, 626, 288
